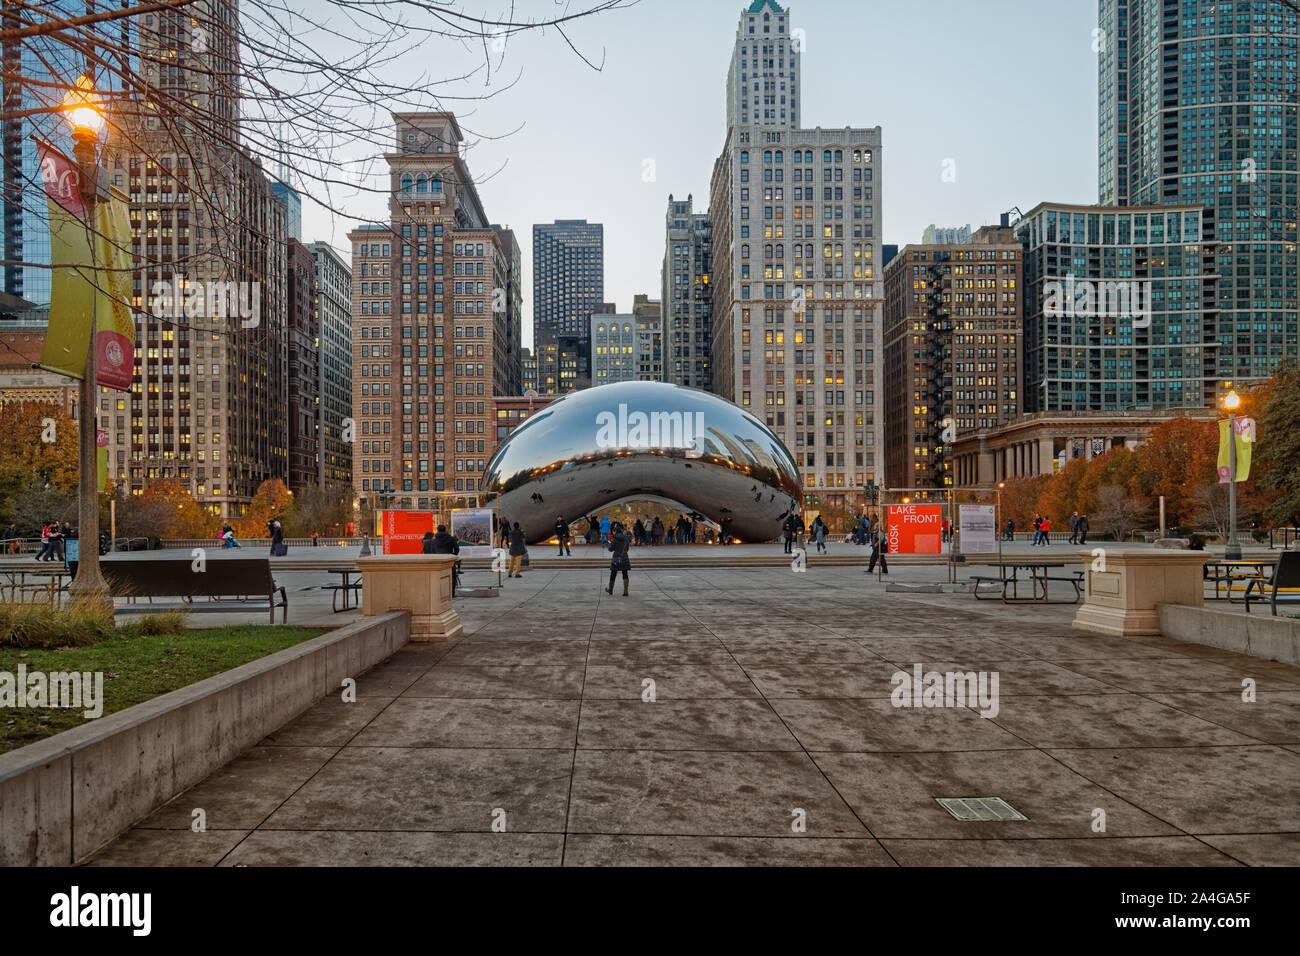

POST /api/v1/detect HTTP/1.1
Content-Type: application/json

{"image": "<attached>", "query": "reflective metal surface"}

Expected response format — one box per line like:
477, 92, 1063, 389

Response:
483, 381, 802, 543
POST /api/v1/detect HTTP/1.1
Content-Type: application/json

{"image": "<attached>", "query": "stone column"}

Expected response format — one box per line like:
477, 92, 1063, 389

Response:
356, 555, 464, 642
1072, 549, 1206, 637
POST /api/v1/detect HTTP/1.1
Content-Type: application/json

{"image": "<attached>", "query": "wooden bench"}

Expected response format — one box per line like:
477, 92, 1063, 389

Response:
1245, 551, 1300, 616
103, 557, 288, 624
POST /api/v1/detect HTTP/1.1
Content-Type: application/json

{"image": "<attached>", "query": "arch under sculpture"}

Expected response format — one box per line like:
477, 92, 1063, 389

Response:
482, 381, 802, 544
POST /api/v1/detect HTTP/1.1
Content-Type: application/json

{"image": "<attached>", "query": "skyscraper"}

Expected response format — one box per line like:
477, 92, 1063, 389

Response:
102, 0, 289, 515
311, 241, 353, 488
1098, 0, 1298, 388
491, 224, 524, 396
532, 219, 603, 394
710, 1, 883, 512
349, 112, 514, 511
1, 0, 138, 306
661, 194, 712, 390
286, 238, 319, 491
1016, 201, 1216, 413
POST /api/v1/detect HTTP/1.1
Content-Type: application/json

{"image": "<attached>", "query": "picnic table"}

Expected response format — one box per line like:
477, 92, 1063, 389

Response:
324, 567, 362, 612
1203, 558, 1276, 602
0, 566, 70, 606
971, 561, 1083, 605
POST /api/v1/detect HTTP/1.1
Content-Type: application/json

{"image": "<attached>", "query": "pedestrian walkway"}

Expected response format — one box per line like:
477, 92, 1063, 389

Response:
86, 567, 1300, 866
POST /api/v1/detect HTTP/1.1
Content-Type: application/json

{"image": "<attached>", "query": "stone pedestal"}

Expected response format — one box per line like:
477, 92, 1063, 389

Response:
356, 555, 463, 642
1072, 548, 1205, 637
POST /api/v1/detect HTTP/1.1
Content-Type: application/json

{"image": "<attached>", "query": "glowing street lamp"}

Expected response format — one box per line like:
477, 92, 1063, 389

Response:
1222, 387, 1242, 560
61, 75, 110, 607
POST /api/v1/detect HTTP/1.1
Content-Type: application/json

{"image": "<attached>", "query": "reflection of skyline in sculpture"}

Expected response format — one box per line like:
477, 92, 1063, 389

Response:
482, 382, 802, 544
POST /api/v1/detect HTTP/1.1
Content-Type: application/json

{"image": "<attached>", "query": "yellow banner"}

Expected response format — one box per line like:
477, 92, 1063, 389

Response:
38, 192, 96, 381
1217, 418, 1253, 483
36, 140, 135, 389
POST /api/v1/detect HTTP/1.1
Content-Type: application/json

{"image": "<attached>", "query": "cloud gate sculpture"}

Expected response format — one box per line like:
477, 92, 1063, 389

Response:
482, 382, 803, 544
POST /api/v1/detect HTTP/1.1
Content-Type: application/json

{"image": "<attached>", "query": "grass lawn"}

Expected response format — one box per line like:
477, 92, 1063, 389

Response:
0, 625, 325, 755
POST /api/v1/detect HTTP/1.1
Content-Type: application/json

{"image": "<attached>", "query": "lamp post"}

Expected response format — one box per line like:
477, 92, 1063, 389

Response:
62, 77, 110, 607
1223, 388, 1242, 560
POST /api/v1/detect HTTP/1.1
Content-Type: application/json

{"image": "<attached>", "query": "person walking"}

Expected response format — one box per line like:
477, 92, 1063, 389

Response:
813, 515, 829, 554
507, 522, 527, 578
1004, 518, 1015, 542
1077, 513, 1090, 545
866, 513, 888, 575
1031, 515, 1042, 547
941, 516, 951, 544
606, 521, 631, 596
554, 515, 571, 556
51, 522, 67, 562
2, 523, 17, 556
1068, 511, 1080, 545
268, 518, 286, 556
1039, 515, 1052, 546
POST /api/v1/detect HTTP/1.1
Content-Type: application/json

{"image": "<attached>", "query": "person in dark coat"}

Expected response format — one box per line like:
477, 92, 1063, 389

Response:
428, 524, 460, 595
782, 514, 796, 554
554, 515, 571, 556
866, 512, 888, 575
606, 522, 631, 596
508, 522, 527, 578
1077, 513, 1090, 545
420, 530, 436, 553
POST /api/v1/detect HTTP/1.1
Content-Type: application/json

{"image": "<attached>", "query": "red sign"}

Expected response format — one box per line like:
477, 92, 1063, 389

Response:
887, 504, 943, 555
381, 510, 434, 554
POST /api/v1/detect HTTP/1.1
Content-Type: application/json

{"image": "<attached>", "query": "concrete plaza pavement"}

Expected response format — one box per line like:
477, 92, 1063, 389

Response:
83, 561, 1300, 866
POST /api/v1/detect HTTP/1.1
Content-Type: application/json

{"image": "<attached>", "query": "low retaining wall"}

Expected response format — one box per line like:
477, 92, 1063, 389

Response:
0, 611, 409, 866
1157, 603, 1300, 666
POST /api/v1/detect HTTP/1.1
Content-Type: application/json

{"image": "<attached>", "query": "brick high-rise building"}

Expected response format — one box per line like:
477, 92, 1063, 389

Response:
349, 112, 514, 511
661, 194, 712, 389
710, 1, 884, 513
883, 224, 1023, 491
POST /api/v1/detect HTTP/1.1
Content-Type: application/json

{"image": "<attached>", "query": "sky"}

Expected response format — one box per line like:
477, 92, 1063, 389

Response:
298, 0, 1102, 350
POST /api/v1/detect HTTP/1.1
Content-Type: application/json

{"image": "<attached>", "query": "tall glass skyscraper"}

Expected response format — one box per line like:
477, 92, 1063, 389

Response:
2, 0, 138, 306
1098, 0, 1298, 389
532, 219, 603, 394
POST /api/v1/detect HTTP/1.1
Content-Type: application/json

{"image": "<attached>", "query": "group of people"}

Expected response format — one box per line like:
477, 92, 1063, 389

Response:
1027, 512, 1090, 546
33, 522, 72, 562
492, 515, 633, 595
549, 513, 725, 554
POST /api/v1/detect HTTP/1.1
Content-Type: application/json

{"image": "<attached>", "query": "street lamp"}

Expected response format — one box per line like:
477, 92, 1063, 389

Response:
62, 76, 110, 608
1222, 387, 1242, 560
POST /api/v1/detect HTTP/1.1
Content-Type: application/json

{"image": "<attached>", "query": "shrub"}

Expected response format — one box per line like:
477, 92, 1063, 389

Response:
0, 601, 187, 649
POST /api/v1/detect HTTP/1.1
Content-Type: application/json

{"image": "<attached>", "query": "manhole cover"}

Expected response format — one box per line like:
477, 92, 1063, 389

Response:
935, 797, 1027, 822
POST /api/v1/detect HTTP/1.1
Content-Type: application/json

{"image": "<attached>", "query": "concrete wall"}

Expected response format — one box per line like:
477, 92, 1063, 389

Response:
1157, 603, 1300, 667
0, 611, 409, 866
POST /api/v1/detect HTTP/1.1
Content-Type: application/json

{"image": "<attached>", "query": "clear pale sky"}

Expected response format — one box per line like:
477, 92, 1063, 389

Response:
298, 0, 1101, 350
